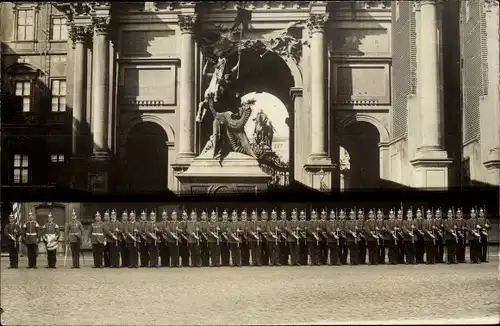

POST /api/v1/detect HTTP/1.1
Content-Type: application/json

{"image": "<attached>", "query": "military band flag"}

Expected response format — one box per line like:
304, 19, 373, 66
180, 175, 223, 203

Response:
11, 202, 23, 225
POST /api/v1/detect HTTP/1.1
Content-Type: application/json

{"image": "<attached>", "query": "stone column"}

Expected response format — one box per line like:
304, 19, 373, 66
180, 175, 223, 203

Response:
176, 14, 197, 164
306, 13, 330, 162
91, 17, 110, 157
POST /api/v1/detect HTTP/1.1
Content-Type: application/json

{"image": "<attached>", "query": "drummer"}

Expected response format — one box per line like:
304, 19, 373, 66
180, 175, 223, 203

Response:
41, 212, 60, 268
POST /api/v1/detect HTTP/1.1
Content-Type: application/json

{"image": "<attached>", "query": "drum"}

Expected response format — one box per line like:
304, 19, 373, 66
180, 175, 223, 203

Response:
44, 234, 59, 251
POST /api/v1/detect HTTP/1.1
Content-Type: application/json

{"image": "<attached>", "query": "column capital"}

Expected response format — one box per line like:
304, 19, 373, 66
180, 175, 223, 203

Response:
306, 13, 329, 34
92, 16, 111, 35
178, 14, 198, 34
69, 25, 93, 45
53, 2, 93, 22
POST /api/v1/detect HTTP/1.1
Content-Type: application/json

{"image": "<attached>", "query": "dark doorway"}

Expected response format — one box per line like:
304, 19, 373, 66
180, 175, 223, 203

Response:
340, 121, 381, 190
125, 122, 168, 192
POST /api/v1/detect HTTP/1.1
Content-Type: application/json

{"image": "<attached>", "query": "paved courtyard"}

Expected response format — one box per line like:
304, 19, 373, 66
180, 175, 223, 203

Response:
1, 256, 499, 325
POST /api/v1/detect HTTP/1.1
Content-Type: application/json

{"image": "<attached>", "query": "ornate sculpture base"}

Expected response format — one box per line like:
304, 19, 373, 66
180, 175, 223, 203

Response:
176, 152, 272, 195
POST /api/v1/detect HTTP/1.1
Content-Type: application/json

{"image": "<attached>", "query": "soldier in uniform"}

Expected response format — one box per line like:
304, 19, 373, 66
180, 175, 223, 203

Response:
228, 210, 242, 267
146, 211, 159, 268
118, 211, 129, 268
477, 208, 491, 262
344, 210, 358, 265
23, 211, 40, 269
395, 209, 405, 264
158, 210, 170, 267
102, 211, 111, 267
4, 213, 21, 268
376, 209, 388, 264
318, 210, 329, 264
104, 210, 120, 268
364, 210, 379, 265
126, 211, 140, 268
278, 209, 289, 265
239, 210, 251, 266
306, 210, 321, 265
248, 210, 262, 266
259, 209, 271, 266
443, 209, 458, 264
384, 209, 398, 265
41, 212, 60, 268
433, 208, 445, 263
402, 209, 416, 264
138, 211, 150, 267
89, 212, 106, 268
187, 210, 201, 267
325, 210, 340, 265
356, 210, 367, 264
422, 209, 436, 264
198, 211, 210, 267
206, 210, 221, 267
219, 210, 231, 266
285, 209, 300, 266
467, 208, 481, 264
455, 209, 467, 263
65, 209, 84, 268
178, 210, 190, 267
337, 210, 347, 264
298, 210, 308, 265
266, 209, 280, 266
166, 210, 181, 267
414, 208, 425, 264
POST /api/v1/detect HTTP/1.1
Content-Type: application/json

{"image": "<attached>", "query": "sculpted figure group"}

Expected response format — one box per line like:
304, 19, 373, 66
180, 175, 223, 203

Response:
3, 206, 493, 269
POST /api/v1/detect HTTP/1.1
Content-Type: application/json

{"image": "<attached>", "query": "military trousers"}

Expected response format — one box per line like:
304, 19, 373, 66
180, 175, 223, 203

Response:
424, 240, 435, 264
434, 237, 445, 263
279, 240, 289, 265
159, 241, 170, 267
147, 242, 159, 267
260, 242, 269, 266
456, 239, 466, 263
288, 241, 300, 265
230, 242, 242, 266
403, 240, 415, 264
367, 240, 378, 265
339, 238, 348, 264
241, 241, 250, 266
179, 242, 189, 267
120, 241, 129, 267
299, 240, 308, 265
328, 242, 340, 265
480, 235, 489, 262
397, 239, 405, 264
103, 243, 110, 267
249, 241, 262, 266
358, 239, 367, 264
200, 242, 210, 266
386, 240, 398, 264
8, 243, 19, 268
46, 249, 57, 268
127, 242, 139, 268
92, 243, 104, 268
108, 242, 120, 267
267, 241, 280, 266
469, 239, 481, 263
318, 240, 328, 265
307, 241, 320, 265
445, 239, 457, 263
209, 242, 220, 267
415, 238, 425, 263
26, 243, 38, 268
347, 242, 358, 265
70, 242, 81, 267
139, 242, 149, 267
220, 242, 230, 266
188, 242, 201, 267
168, 242, 180, 267
378, 240, 388, 264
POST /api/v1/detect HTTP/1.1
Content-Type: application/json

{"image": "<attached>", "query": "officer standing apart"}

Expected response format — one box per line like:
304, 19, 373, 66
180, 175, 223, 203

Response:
104, 210, 120, 268
23, 211, 40, 269
65, 209, 84, 268
41, 212, 60, 268
4, 213, 22, 268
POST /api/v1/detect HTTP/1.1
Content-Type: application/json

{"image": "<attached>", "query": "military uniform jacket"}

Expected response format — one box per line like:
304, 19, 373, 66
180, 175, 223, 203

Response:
376, 218, 390, 241
197, 221, 209, 242
394, 219, 403, 238
227, 221, 240, 243
165, 221, 180, 243
118, 221, 128, 241
443, 219, 457, 240
477, 217, 491, 235
318, 219, 328, 241
277, 219, 287, 240
325, 220, 338, 244
186, 221, 198, 244
363, 219, 378, 241
178, 220, 188, 241
23, 220, 40, 244
4, 223, 21, 245
105, 221, 120, 243
126, 221, 141, 243
138, 220, 148, 242
414, 218, 425, 239
284, 220, 299, 242
306, 220, 320, 242
89, 222, 105, 244
203, 221, 218, 243
455, 218, 466, 240
433, 218, 444, 238
356, 219, 365, 239
343, 220, 358, 243
247, 220, 261, 242
422, 219, 435, 241
298, 220, 307, 239
42, 222, 59, 239
156, 220, 167, 241
466, 218, 481, 239
401, 220, 414, 241
264, 220, 278, 242
65, 220, 84, 243
219, 220, 230, 242
336, 220, 346, 239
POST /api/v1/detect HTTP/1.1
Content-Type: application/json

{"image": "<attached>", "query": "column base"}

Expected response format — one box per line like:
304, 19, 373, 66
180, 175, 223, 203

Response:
304, 161, 339, 192
88, 154, 113, 192
175, 152, 196, 166
484, 158, 500, 186
307, 153, 332, 166
410, 154, 453, 189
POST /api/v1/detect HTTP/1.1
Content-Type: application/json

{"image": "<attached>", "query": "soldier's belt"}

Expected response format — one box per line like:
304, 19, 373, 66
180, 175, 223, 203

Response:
93, 233, 104, 236
26, 233, 37, 235
70, 233, 80, 235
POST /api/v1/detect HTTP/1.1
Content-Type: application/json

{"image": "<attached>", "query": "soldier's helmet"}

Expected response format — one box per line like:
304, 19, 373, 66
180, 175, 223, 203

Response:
329, 210, 335, 219
261, 209, 267, 217
470, 208, 477, 218
48, 212, 53, 218
222, 209, 229, 217
241, 209, 247, 218
339, 209, 346, 218
111, 210, 116, 217
349, 209, 355, 218
150, 211, 156, 218
104, 210, 110, 218
271, 209, 277, 218
211, 210, 217, 217
368, 209, 374, 217
426, 209, 432, 218
95, 211, 101, 218
280, 209, 286, 218
311, 210, 317, 217
141, 210, 147, 218
72, 209, 77, 217
299, 210, 306, 218
435, 208, 441, 216
171, 210, 177, 217
447, 209, 453, 218
320, 209, 327, 218
416, 208, 422, 217
130, 211, 136, 218
456, 209, 462, 217
397, 209, 403, 217
377, 209, 383, 218
190, 210, 197, 218
162, 210, 168, 218
232, 210, 238, 217
201, 210, 207, 218
389, 209, 395, 217
291, 209, 297, 218
251, 210, 257, 218
479, 208, 485, 217
407, 209, 413, 217
357, 209, 363, 217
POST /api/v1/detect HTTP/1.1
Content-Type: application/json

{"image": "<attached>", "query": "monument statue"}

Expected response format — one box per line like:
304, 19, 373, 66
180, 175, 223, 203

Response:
253, 109, 277, 148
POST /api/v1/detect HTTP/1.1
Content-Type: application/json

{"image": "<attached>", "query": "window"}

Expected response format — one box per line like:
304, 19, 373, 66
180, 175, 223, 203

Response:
51, 79, 66, 112
15, 81, 31, 112
51, 154, 65, 163
13, 154, 29, 184
16, 9, 35, 41
51, 17, 68, 41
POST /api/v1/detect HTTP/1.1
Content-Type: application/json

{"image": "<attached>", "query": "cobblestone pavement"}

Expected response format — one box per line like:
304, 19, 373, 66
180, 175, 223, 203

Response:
1, 257, 499, 325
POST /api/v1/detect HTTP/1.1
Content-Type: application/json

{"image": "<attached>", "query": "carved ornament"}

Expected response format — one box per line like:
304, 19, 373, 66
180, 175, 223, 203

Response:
306, 13, 329, 33
52, 2, 93, 22
483, 0, 500, 14
178, 14, 198, 34
69, 25, 93, 44
92, 16, 111, 35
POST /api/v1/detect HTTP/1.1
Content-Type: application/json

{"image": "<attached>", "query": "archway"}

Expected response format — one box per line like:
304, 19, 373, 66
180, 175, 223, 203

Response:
340, 121, 381, 190
125, 122, 169, 192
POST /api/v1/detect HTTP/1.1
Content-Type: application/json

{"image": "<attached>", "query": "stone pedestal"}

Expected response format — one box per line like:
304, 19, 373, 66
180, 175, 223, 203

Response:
88, 155, 113, 192
176, 152, 272, 195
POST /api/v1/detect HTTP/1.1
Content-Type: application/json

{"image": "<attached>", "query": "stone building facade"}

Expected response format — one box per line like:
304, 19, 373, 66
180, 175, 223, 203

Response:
1, 1, 499, 194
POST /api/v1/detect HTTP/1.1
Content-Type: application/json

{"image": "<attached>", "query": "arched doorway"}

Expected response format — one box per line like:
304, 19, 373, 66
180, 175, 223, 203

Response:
340, 121, 381, 190
125, 122, 168, 192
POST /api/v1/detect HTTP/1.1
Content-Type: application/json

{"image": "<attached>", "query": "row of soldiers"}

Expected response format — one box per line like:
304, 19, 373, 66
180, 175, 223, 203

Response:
3, 206, 492, 269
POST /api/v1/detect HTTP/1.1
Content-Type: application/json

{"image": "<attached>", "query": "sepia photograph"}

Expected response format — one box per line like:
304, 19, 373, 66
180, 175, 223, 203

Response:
1, 0, 499, 325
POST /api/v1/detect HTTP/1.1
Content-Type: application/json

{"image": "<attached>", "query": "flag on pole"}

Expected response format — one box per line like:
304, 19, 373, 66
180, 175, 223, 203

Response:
11, 202, 23, 225
230, 7, 252, 35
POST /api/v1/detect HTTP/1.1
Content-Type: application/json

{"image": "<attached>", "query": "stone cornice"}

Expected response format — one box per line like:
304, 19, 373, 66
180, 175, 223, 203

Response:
306, 13, 329, 33
51, 2, 93, 23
